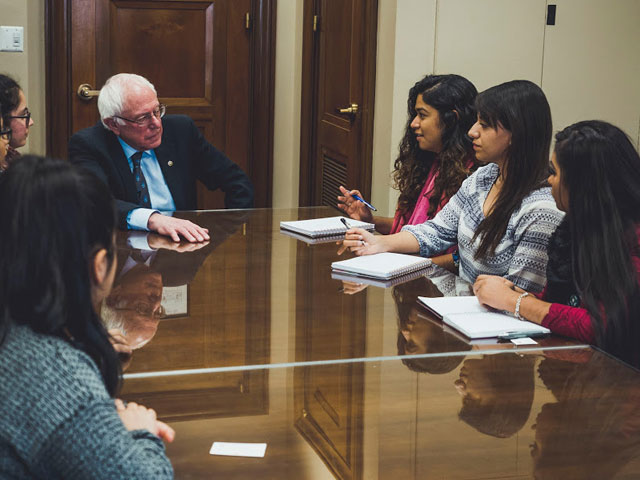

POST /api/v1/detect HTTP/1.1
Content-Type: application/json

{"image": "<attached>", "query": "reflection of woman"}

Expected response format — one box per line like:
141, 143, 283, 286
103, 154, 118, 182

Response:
0, 157, 173, 477
533, 353, 640, 479
393, 277, 471, 374
344, 81, 563, 293
339, 74, 478, 239
475, 121, 640, 367
456, 354, 536, 438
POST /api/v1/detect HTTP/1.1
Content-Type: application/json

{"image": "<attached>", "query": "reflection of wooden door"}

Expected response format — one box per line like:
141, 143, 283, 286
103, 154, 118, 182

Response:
294, 238, 366, 480
46, 0, 274, 208
299, 0, 378, 207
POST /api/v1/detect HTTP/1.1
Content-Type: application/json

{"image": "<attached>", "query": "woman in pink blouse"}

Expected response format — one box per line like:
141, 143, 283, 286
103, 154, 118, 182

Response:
338, 74, 478, 239
474, 120, 640, 367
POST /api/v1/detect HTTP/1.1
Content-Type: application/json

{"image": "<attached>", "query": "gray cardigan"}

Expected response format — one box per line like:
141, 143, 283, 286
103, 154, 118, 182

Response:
0, 324, 173, 479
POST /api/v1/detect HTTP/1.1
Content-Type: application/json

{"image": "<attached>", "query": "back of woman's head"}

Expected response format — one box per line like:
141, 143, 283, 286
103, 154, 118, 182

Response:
473, 80, 553, 258
555, 120, 640, 225
0, 156, 121, 394
0, 74, 21, 120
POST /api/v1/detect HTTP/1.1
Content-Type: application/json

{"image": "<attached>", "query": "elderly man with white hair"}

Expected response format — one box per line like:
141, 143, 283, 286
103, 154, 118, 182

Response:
69, 73, 253, 242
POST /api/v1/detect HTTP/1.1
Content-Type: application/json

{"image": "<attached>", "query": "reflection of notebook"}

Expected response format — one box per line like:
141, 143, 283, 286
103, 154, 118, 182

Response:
331, 252, 431, 280
417, 296, 550, 339
331, 268, 430, 288
280, 216, 375, 238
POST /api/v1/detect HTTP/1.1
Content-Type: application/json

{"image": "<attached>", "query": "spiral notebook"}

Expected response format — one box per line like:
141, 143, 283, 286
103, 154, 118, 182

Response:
331, 267, 430, 288
280, 216, 375, 238
418, 296, 550, 339
331, 252, 432, 280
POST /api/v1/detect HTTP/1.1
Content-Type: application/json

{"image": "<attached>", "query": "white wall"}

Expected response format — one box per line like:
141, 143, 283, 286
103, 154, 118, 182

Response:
0, 0, 46, 156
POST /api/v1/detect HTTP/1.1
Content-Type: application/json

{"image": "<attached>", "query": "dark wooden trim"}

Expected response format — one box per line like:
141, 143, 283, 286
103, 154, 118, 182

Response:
298, 0, 317, 206
358, 0, 378, 201
45, 0, 72, 159
250, 0, 277, 207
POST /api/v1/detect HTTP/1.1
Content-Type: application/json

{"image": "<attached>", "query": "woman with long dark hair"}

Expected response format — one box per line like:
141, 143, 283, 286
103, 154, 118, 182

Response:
344, 80, 563, 292
0, 157, 174, 478
474, 121, 640, 367
338, 74, 478, 236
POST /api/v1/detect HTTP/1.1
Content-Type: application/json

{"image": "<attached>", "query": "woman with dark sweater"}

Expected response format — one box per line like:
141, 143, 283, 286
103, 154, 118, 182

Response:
474, 121, 640, 367
0, 157, 174, 478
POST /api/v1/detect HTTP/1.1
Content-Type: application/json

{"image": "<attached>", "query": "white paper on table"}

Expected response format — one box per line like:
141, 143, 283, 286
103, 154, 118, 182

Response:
209, 442, 267, 458
511, 337, 538, 345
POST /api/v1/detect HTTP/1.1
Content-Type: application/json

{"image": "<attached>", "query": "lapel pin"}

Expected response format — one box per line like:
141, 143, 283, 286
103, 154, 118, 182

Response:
167, 160, 174, 167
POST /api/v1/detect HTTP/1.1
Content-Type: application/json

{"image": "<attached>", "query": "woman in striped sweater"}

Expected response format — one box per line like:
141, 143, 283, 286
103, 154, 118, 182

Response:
343, 80, 563, 293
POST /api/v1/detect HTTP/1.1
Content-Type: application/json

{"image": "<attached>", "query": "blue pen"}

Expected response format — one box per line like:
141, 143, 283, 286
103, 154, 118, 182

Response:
350, 192, 377, 211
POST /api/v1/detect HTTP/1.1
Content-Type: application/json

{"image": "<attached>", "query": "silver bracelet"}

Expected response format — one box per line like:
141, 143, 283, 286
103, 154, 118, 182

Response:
514, 292, 530, 320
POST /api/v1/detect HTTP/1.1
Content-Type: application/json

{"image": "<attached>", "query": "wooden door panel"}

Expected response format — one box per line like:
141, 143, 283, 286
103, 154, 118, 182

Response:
294, 239, 365, 479
299, 0, 377, 207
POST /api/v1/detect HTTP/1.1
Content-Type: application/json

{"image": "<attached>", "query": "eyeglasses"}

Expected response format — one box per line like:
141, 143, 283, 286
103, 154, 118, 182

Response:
8, 108, 31, 127
116, 301, 166, 319
116, 104, 166, 127
0, 126, 12, 142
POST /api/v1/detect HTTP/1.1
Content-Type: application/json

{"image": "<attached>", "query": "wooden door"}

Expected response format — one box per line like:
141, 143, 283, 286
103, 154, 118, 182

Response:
299, 0, 378, 207
45, 0, 274, 208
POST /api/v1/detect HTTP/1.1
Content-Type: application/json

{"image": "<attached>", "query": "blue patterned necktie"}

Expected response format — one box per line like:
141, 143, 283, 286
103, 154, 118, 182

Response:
131, 151, 151, 208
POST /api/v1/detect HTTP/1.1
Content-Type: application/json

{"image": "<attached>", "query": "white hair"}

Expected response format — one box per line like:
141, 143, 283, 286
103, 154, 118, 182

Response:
100, 300, 128, 336
97, 73, 157, 129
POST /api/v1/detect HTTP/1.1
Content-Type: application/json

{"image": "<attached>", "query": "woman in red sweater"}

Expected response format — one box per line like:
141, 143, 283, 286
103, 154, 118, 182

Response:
474, 120, 640, 367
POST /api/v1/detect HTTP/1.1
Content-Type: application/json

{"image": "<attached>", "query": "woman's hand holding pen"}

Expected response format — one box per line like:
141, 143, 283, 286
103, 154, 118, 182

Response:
337, 186, 373, 223
341, 227, 385, 256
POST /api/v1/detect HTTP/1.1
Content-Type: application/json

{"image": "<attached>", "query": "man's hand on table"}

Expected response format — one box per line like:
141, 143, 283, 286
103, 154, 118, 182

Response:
147, 212, 210, 243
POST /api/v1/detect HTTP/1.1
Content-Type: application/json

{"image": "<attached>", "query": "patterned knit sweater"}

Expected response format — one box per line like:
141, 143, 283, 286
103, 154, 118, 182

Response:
0, 324, 174, 479
402, 163, 564, 292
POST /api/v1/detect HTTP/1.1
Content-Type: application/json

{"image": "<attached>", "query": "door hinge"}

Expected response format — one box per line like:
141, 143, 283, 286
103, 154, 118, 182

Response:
245, 12, 252, 30
313, 15, 319, 32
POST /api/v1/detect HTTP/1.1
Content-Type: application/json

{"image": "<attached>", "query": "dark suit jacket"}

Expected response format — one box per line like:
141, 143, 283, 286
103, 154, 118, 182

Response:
68, 114, 254, 228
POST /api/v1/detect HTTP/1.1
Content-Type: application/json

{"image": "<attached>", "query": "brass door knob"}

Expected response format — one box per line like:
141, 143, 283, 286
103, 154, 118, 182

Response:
77, 83, 100, 101
338, 103, 359, 115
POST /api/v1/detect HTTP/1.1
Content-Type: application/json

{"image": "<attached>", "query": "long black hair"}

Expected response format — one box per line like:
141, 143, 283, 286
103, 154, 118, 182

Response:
394, 74, 478, 218
0, 74, 21, 121
547, 121, 640, 366
0, 156, 121, 395
472, 80, 552, 258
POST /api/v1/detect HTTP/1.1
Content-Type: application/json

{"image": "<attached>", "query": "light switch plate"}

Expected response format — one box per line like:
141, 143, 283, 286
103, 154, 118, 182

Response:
0, 26, 24, 52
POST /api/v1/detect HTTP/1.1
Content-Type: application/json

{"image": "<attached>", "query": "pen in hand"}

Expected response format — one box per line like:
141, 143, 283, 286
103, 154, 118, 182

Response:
346, 190, 377, 211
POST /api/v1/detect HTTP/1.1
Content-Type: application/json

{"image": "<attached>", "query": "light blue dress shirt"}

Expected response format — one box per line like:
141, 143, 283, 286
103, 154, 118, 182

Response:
118, 138, 176, 230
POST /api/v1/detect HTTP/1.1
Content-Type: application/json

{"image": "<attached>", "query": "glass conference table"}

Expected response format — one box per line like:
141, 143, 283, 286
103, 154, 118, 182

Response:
107, 207, 640, 479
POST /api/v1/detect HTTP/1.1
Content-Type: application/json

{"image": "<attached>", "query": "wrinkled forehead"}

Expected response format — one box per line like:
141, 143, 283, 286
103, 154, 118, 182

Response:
122, 85, 158, 115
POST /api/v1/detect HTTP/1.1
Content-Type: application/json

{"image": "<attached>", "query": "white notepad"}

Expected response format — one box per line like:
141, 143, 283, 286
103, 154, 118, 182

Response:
331, 267, 430, 288
280, 216, 375, 238
418, 296, 550, 339
331, 252, 432, 280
